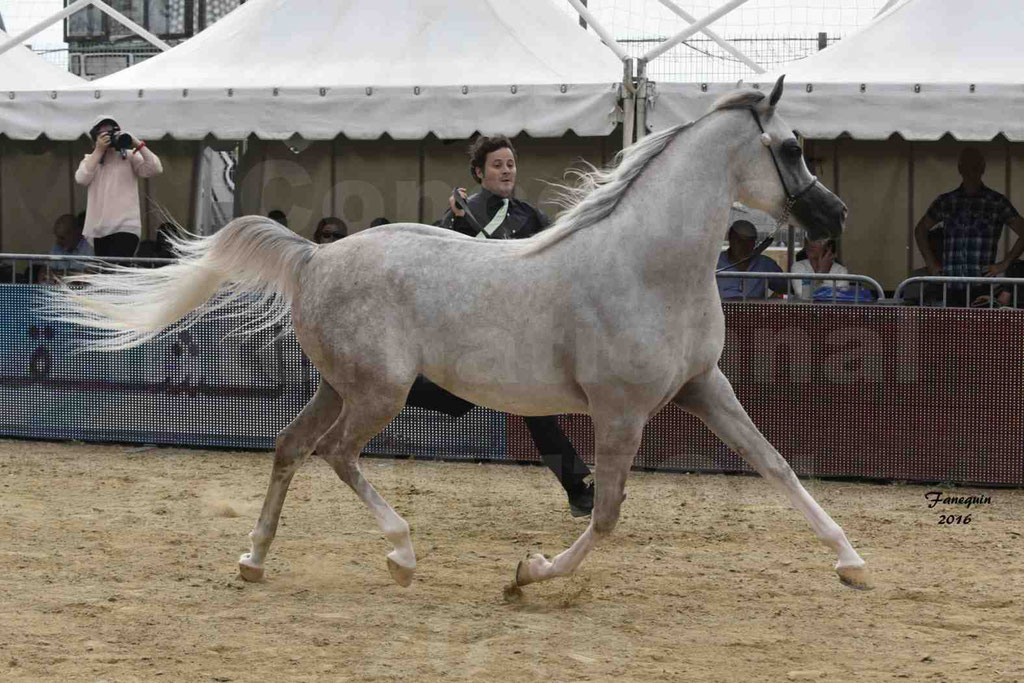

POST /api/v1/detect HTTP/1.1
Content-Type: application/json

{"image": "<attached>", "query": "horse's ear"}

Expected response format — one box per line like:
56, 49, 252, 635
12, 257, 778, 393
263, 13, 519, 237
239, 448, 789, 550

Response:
769, 75, 785, 108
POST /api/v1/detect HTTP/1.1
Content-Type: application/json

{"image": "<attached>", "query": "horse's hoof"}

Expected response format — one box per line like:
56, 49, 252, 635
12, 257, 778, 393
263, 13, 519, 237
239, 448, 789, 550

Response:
515, 559, 534, 587
515, 553, 548, 587
837, 564, 873, 591
238, 554, 264, 583
387, 557, 415, 588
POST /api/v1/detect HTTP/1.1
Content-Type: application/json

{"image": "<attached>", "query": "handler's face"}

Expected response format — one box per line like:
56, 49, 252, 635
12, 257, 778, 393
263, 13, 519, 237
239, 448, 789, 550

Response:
479, 147, 517, 198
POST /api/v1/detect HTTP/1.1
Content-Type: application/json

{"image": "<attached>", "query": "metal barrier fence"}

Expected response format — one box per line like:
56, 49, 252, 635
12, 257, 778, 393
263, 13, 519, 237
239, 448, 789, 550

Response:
0, 254, 174, 284
895, 276, 1024, 309
0, 281, 1020, 486
715, 271, 885, 303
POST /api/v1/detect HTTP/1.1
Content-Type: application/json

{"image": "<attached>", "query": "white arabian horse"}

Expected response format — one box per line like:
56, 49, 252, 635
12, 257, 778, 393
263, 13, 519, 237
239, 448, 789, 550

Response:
50, 77, 870, 591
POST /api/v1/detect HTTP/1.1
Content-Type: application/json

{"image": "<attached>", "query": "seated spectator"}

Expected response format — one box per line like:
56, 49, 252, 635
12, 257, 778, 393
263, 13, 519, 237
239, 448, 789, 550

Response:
267, 209, 288, 227
313, 217, 348, 244
904, 227, 945, 305
48, 212, 94, 278
368, 216, 391, 228
716, 219, 786, 300
791, 237, 849, 299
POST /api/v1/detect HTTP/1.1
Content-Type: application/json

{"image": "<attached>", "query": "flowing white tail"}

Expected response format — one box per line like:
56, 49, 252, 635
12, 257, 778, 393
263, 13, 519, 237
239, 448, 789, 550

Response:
45, 216, 316, 351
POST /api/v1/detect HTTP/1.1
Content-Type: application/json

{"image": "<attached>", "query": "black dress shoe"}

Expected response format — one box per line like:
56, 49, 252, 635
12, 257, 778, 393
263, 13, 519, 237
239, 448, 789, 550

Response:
567, 482, 594, 518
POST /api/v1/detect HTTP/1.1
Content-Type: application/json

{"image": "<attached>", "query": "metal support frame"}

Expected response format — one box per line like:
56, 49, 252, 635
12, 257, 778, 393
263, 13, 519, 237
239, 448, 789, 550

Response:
0, 0, 170, 59
621, 58, 637, 149
874, 0, 905, 19
642, 0, 753, 63
716, 271, 886, 303
566, 0, 628, 61
654, 0, 764, 74
635, 59, 649, 140
894, 275, 1024, 308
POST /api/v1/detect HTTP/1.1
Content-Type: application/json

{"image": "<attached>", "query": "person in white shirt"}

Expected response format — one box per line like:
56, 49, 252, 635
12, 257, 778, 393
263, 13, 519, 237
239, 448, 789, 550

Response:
75, 115, 163, 257
791, 237, 849, 298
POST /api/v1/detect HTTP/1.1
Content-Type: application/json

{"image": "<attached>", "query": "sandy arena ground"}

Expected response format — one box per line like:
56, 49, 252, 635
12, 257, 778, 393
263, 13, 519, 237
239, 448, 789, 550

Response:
0, 439, 1021, 682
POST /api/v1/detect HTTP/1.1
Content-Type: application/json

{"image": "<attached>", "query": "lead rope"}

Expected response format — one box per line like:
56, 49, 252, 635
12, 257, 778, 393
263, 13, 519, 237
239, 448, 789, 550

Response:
715, 196, 795, 274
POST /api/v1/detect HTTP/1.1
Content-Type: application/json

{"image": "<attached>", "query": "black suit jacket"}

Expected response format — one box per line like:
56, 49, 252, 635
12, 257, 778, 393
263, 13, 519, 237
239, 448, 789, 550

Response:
436, 188, 550, 240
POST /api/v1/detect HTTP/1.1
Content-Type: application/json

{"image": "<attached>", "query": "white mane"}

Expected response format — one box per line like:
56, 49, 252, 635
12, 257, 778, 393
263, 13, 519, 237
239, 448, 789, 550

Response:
525, 89, 767, 254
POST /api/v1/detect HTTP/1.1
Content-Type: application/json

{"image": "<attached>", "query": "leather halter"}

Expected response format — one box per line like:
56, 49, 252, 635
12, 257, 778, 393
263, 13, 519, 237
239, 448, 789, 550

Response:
749, 108, 819, 213
714, 108, 819, 274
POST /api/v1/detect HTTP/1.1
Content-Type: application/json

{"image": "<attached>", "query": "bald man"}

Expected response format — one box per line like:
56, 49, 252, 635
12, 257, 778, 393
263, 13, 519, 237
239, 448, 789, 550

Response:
914, 148, 1024, 304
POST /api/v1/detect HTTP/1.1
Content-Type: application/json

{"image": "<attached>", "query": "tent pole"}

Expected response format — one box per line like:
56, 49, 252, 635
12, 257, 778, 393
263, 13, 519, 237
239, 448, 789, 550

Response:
188, 141, 202, 233
90, 0, 171, 52
0, 0, 91, 58
874, 0, 903, 18
565, 0, 628, 61
642, 0, 752, 63
635, 59, 649, 141
1004, 139, 1012, 259
621, 58, 636, 149
417, 139, 426, 225
0, 139, 4, 251
906, 141, 915, 275
330, 137, 338, 218
67, 142, 76, 227
654, 0, 764, 74
0, 0, 170, 59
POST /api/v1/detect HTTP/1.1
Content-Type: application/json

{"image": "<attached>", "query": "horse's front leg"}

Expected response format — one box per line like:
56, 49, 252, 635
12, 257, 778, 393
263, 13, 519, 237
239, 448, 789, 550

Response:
674, 367, 871, 589
515, 415, 644, 586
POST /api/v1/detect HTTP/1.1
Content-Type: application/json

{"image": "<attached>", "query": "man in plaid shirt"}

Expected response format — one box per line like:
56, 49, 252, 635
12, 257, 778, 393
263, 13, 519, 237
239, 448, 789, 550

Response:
914, 148, 1024, 304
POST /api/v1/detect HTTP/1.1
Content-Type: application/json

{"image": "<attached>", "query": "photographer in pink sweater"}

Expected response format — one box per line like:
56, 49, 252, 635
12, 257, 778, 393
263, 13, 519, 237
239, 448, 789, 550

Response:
75, 116, 163, 257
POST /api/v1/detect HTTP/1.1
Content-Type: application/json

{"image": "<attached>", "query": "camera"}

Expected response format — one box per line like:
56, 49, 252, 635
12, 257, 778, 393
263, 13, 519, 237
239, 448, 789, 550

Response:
108, 126, 133, 153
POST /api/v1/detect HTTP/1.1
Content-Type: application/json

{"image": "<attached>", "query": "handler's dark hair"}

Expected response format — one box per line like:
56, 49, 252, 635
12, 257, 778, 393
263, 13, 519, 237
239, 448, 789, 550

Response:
313, 216, 348, 244
468, 135, 516, 184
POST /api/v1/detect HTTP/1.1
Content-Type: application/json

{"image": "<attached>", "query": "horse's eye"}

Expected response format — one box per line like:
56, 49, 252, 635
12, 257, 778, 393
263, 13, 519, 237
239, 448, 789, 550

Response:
783, 143, 803, 161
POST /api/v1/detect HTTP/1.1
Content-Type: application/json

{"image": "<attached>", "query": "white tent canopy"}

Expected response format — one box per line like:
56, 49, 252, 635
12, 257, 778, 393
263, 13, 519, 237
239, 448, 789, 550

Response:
0, 29, 83, 90
646, 0, 1024, 141
1, 0, 625, 141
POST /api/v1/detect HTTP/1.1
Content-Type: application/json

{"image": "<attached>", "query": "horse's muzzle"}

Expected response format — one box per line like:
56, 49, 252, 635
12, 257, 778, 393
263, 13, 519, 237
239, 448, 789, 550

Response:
791, 182, 847, 241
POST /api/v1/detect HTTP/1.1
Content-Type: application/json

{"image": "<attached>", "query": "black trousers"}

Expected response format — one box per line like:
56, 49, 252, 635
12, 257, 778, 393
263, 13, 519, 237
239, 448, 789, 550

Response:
93, 232, 140, 258
405, 376, 591, 494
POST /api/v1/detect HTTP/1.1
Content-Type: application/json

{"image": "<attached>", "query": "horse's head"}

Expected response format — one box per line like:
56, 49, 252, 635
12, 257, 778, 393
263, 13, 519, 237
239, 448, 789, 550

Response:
730, 76, 846, 241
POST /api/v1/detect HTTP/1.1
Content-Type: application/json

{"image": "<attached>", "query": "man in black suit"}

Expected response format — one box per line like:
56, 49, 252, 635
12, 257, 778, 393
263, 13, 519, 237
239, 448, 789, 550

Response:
438, 135, 548, 239
405, 135, 595, 517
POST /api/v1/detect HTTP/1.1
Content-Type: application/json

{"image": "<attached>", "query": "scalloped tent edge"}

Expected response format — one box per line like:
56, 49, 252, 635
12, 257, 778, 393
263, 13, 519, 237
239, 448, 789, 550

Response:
0, 0, 625, 141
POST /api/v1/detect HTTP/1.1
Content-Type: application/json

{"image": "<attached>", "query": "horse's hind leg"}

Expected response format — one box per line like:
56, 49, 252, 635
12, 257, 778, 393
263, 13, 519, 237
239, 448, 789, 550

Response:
316, 389, 417, 587
673, 367, 871, 590
238, 381, 342, 582
515, 415, 644, 586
